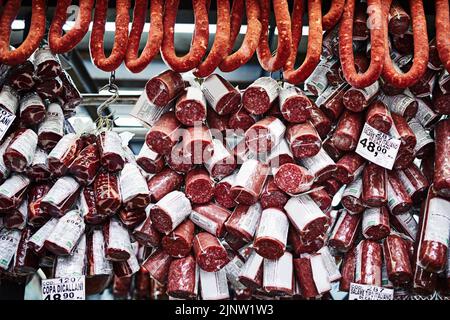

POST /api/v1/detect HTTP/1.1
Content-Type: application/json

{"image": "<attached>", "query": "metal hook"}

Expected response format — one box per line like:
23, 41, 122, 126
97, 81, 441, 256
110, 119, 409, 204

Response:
96, 73, 119, 131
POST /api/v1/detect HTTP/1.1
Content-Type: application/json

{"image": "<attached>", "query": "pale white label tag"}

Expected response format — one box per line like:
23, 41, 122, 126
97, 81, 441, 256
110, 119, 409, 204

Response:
42, 276, 85, 300
0, 108, 15, 141
348, 283, 394, 300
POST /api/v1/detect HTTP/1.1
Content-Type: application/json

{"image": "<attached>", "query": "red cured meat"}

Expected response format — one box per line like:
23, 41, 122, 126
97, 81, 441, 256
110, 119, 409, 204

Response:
279, 86, 312, 123
362, 207, 390, 241
35, 77, 63, 101
136, 143, 164, 174
190, 202, 231, 237
308, 105, 332, 139
398, 163, 429, 204
228, 108, 257, 132
47, 133, 82, 176
242, 77, 280, 115
142, 249, 173, 284
317, 82, 348, 122
392, 113, 417, 154
69, 144, 100, 186
366, 100, 393, 134
162, 219, 195, 258
205, 139, 236, 180
342, 81, 379, 112
202, 74, 241, 115
185, 168, 215, 204
329, 210, 361, 252
97, 131, 126, 172
388, 0, 410, 36
432, 85, 450, 115
230, 159, 269, 205
286, 122, 321, 159
37, 103, 64, 151
40, 176, 81, 217
245, 116, 286, 154
383, 234, 413, 286
260, 177, 289, 210
81, 186, 108, 225
225, 202, 262, 241
254, 208, 289, 260
166, 142, 195, 174
180, 125, 214, 164
33, 47, 61, 80
207, 108, 230, 133
213, 172, 237, 209
118, 208, 147, 229
289, 228, 324, 256
59, 70, 83, 113
6, 61, 35, 92
297, 148, 337, 183
119, 163, 150, 211
112, 275, 132, 298
352, 1, 368, 40
355, 240, 382, 286
274, 163, 314, 195
331, 110, 363, 151
322, 136, 344, 162
3, 199, 27, 229
103, 218, 133, 262
238, 250, 263, 290
321, 178, 343, 197
267, 138, 295, 169
263, 251, 293, 296
145, 70, 185, 108
147, 167, 183, 203
309, 188, 332, 213
293, 257, 318, 299
145, 112, 181, 156
362, 163, 388, 207
167, 255, 197, 299
434, 119, 450, 198
339, 246, 357, 292
94, 170, 121, 217
412, 263, 437, 296
13, 228, 39, 275
193, 232, 229, 272
19, 92, 45, 126
26, 148, 51, 181
175, 87, 207, 126
27, 182, 50, 227
387, 171, 413, 215
133, 213, 162, 248
3, 129, 38, 172
335, 153, 365, 184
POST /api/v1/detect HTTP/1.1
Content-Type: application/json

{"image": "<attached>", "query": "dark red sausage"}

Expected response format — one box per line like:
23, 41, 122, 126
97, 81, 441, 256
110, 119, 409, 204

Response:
434, 119, 450, 198
279, 86, 312, 123
180, 125, 214, 164
355, 240, 382, 286
365, 100, 393, 133
362, 163, 388, 207
230, 159, 269, 205
174, 87, 207, 126
386, 171, 413, 215
334, 153, 366, 185
331, 110, 363, 151
316, 82, 348, 122
260, 176, 289, 210
341, 177, 365, 214
383, 234, 413, 286
274, 163, 314, 195
213, 171, 238, 209
342, 81, 380, 112
193, 232, 230, 272
162, 219, 195, 258
184, 168, 215, 204
145, 112, 181, 155
190, 202, 231, 237
328, 210, 361, 252
145, 70, 185, 108
245, 116, 286, 154
435, 0, 450, 73
293, 257, 318, 299
361, 207, 390, 241
388, 0, 410, 36
142, 249, 173, 284
147, 167, 183, 202
286, 122, 322, 159
167, 255, 197, 299
133, 214, 162, 248
225, 202, 262, 241
242, 77, 280, 115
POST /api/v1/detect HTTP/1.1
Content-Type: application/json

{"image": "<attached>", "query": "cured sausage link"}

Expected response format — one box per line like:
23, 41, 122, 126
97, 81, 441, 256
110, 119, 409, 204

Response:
90, 0, 130, 72
49, 0, 95, 54
161, 0, 209, 72
435, 0, 450, 73
194, 0, 231, 77
322, 0, 345, 30
339, 0, 386, 88
219, 0, 262, 72
0, 0, 46, 65
283, 0, 323, 85
228, 0, 245, 48
382, 0, 429, 88
125, 0, 164, 73
256, 0, 292, 72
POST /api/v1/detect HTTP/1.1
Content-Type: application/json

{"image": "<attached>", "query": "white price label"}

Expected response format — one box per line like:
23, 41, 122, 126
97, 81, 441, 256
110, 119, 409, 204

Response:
348, 283, 394, 300
355, 123, 401, 170
41, 276, 85, 300
0, 109, 15, 141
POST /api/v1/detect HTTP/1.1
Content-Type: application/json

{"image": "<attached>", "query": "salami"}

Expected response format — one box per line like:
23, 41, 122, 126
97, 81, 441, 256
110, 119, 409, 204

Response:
362, 207, 390, 241
339, 246, 357, 292
342, 81, 379, 112
136, 143, 164, 174
147, 167, 183, 203
238, 249, 263, 289
316, 82, 348, 122
286, 122, 321, 160
175, 87, 207, 126
308, 104, 332, 139
388, 0, 410, 36
190, 202, 231, 237
33, 47, 62, 80
161, 0, 209, 72
69, 144, 101, 186
362, 163, 388, 207
167, 255, 198, 299
389, 210, 418, 241
90, 0, 130, 71
254, 208, 289, 260
279, 86, 312, 123
213, 171, 238, 209
339, 0, 386, 88
184, 168, 215, 204
3, 198, 27, 229
293, 256, 318, 299
40, 176, 81, 217
13, 228, 39, 275
94, 169, 121, 216
434, 119, 450, 198
263, 251, 293, 296
3, 129, 37, 172
432, 84, 450, 115
80, 186, 108, 225
26, 147, 51, 181
321, 178, 343, 197
322, 0, 345, 30
331, 111, 363, 151
274, 163, 314, 195
142, 249, 173, 284
205, 139, 237, 180
245, 116, 285, 154
225, 202, 262, 241
242, 77, 279, 115
380, 93, 418, 122
166, 141, 195, 174
435, 0, 450, 73
260, 176, 289, 210
297, 148, 336, 183
103, 218, 133, 261
283, 0, 322, 84
150, 190, 192, 234
145, 112, 181, 156
162, 219, 195, 258
145, 70, 185, 108
392, 113, 417, 160
334, 153, 365, 185
59, 70, 83, 114
47, 133, 82, 176
6, 61, 35, 92
202, 74, 241, 115
219, 0, 262, 72
193, 232, 229, 272
227, 108, 257, 132
125, 0, 164, 73
322, 135, 344, 162
289, 228, 324, 256
119, 163, 150, 211
386, 171, 413, 215
256, 0, 292, 72
284, 195, 329, 242
0, 0, 46, 65
27, 182, 50, 227
133, 209, 162, 248
97, 131, 126, 172
383, 234, 413, 286
49, 0, 94, 54
180, 125, 214, 164
354, 240, 382, 286
19, 92, 45, 126
365, 100, 393, 134
328, 210, 361, 252
230, 159, 269, 205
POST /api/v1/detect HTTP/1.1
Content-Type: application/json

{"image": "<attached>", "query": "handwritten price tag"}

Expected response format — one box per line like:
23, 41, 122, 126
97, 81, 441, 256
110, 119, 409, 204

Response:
356, 123, 401, 170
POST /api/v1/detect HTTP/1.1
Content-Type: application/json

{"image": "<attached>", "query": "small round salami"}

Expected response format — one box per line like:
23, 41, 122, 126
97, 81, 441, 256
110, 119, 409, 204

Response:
162, 219, 195, 258
242, 77, 280, 115
274, 163, 314, 195
145, 112, 181, 155
279, 86, 312, 123
145, 70, 185, 108
193, 232, 230, 272
286, 122, 322, 159
175, 87, 207, 126
185, 168, 215, 204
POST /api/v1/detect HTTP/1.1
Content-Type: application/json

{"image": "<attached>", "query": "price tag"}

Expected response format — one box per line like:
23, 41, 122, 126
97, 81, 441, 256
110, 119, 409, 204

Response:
355, 123, 401, 170
41, 276, 85, 300
348, 283, 394, 300
0, 108, 15, 141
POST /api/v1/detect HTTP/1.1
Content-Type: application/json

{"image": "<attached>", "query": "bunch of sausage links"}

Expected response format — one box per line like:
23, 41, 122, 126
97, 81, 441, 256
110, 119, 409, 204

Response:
0, 0, 449, 300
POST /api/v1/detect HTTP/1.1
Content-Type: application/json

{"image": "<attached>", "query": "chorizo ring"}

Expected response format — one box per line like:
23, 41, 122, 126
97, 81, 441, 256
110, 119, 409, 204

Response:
322, 0, 345, 30
436, 0, 450, 73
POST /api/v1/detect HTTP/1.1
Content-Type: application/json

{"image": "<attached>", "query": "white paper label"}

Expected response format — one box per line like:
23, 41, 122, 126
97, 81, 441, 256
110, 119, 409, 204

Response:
108, 218, 133, 255
43, 176, 79, 206
46, 210, 85, 254
131, 92, 170, 127
267, 118, 286, 150
0, 174, 29, 198
38, 103, 64, 137
31, 147, 48, 166
9, 129, 38, 165
284, 195, 326, 232
348, 283, 394, 300
263, 252, 293, 293
54, 235, 86, 278
0, 86, 19, 114
101, 131, 125, 159
200, 268, 230, 300
0, 108, 16, 141
91, 230, 113, 275
119, 163, 149, 203
237, 202, 262, 238
362, 208, 382, 235
356, 123, 401, 170
29, 218, 59, 251
415, 99, 437, 127
408, 119, 433, 154
34, 47, 58, 66
317, 247, 341, 282
255, 208, 289, 246
393, 211, 418, 240
202, 75, 230, 112
250, 77, 280, 103
396, 170, 416, 197
20, 92, 44, 114
298, 148, 335, 177
137, 142, 159, 162
0, 228, 21, 270
190, 210, 218, 236
233, 159, 259, 189
423, 197, 450, 245
380, 93, 415, 117
223, 255, 246, 290
156, 191, 192, 233
42, 276, 85, 300
0, 136, 12, 177
238, 250, 263, 282
48, 133, 77, 160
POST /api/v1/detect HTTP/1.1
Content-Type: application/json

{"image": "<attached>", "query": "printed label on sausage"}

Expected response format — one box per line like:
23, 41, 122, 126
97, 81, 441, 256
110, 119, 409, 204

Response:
256, 209, 289, 244
0, 108, 16, 142
101, 131, 125, 159
43, 176, 79, 206
305, 59, 337, 96
267, 118, 286, 149
239, 250, 263, 280
137, 142, 159, 161
408, 119, 434, 154
38, 103, 64, 136
108, 218, 133, 254
29, 218, 59, 251
423, 197, 450, 245
54, 235, 86, 278
415, 99, 437, 127
0, 86, 19, 114
92, 230, 113, 275
157, 191, 192, 233
238, 202, 262, 237
387, 180, 403, 212
34, 48, 59, 67
46, 210, 85, 254
0, 228, 21, 270
32, 148, 48, 166
299, 148, 335, 177
317, 247, 341, 282
356, 123, 401, 170
190, 210, 219, 236
223, 255, 246, 290
0, 174, 29, 198
20, 92, 44, 114
119, 163, 149, 203
202, 75, 231, 112
362, 208, 382, 235
250, 77, 280, 104
233, 159, 259, 189
9, 129, 37, 165
49, 133, 77, 160
200, 268, 230, 300
348, 283, 394, 300
131, 93, 171, 127
0, 136, 12, 176
393, 211, 418, 240
41, 276, 85, 300
185, 86, 207, 106
263, 252, 292, 292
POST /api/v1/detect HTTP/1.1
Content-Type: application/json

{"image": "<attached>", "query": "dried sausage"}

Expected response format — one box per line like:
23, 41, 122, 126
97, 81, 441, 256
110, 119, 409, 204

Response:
213, 171, 237, 209
125, 0, 164, 73
434, 119, 450, 198
334, 153, 366, 185
260, 176, 289, 210
435, 0, 450, 73
242, 77, 280, 115
133, 212, 162, 247
162, 219, 195, 258
190, 202, 231, 237
161, 0, 209, 72
3, 129, 37, 173
93, 169, 121, 216
227, 108, 257, 132
339, 246, 356, 292
283, 0, 322, 84
49, 0, 95, 54
245, 116, 285, 154
365, 100, 393, 133
142, 249, 173, 283
274, 163, 314, 195
386, 170, 413, 215
330, 111, 363, 151
388, 0, 410, 36
293, 257, 318, 299
180, 125, 214, 164
316, 82, 348, 122
103, 218, 133, 261
297, 147, 337, 183
225, 202, 262, 241
279, 86, 312, 123
219, 0, 262, 72
204, 139, 236, 180
174, 87, 207, 126
328, 210, 361, 252
202, 74, 241, 115
0, 0, 46, 65
263, 252, 293, 296
253, 208, 289, 259
341, 177, 366, 214
286, 122, 322, 159
339, 0, 386, 88
383, 234, 413, 286
136, 143, 164, 174
361, 163, 388, 207
80, 186, 108, 225
342, 81, 379, 112
322, 0, 344, 30
69, 144, 101, 186
355, 240, 382, 286
97, 131, 126, 172
119, 163, 150, 211
145, 112, 181, 155
150, 190, 192, 234
90, 0, 130, 72
230, 159, 269, 205
362, 207, 390, 241
145, 70, 185, 108
308, 104, 332, 139
193, 232, 230, 272
40, 176, 81, 217
167, 255, 198, 299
